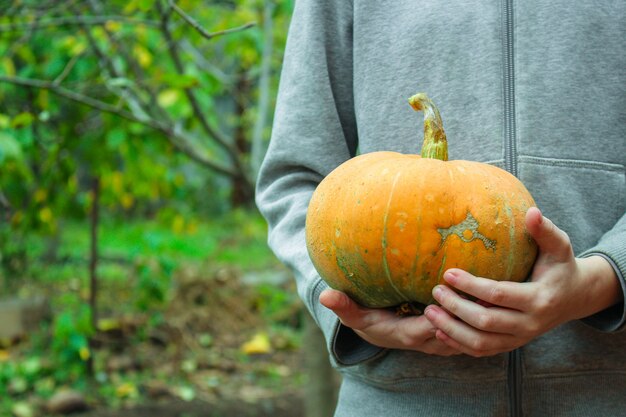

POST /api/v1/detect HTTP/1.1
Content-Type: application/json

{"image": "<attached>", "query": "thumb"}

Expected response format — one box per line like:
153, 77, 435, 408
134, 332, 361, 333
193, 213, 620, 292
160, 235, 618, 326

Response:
319, 289, 377, 330
525, 207, 573, 262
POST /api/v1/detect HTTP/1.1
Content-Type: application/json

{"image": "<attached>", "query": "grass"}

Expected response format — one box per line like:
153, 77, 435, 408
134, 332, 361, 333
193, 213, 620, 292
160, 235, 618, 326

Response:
2, 208, 284, 319
8, 209, 279, 283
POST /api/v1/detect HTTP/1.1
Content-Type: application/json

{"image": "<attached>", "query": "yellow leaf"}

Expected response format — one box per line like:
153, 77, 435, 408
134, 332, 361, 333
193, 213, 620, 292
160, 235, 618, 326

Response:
34, 188, 47, 203
172, 215, 185, 234
105, 20, 122, 32
111, 171, 124, 194
116, 382, 138, 398
120, 193, 134, 210
123, 0, 137, 14
150, 183, 160, 200
37, 89, 49, 110
135, 25, 147, 41
11, 112, 35, 128
11, 211, 23, 227
173, 173, 185, 187
133, 45, 152, 68
61, 36, 86, 55
84, 191, 94, 212
71, 40, 87, 55
79, 346, 90, 361
67, 175, 78, 193
241, 332, 272, 355
157, 89, 180, 108
241, 48, 258, 67
0, 114, 10, 129
0, 349, 10, 362
97, 317, 121, 332
1, 57, 15, 77
185, 220, 198, 235
38, 207, 53, 224
234, 9, 257, 25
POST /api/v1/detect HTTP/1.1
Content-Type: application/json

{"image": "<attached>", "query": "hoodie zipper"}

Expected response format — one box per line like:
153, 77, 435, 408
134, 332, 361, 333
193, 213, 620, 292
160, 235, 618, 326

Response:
502, 0, 518, 177
508, 349, 523, 417
502, 0, 522, 416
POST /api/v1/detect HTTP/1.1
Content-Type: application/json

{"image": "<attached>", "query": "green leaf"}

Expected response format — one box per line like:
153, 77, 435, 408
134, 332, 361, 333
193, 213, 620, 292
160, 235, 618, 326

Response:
0, 132, 23, 163
0, 114, 10, 129
137, 0, 155, 12
157, 89, 181, 108
106, 78, 136, 88
11, 112, 35, 129
162, 73, 200, 89
106, 127, 127, 150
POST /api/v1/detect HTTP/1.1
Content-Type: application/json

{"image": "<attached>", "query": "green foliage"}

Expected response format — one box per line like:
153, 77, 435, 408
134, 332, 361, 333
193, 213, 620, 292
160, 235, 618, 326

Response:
0, 1, 298, 414
0, 0, 294, 233
50, 302, 94, 378
133, 257, 173, 311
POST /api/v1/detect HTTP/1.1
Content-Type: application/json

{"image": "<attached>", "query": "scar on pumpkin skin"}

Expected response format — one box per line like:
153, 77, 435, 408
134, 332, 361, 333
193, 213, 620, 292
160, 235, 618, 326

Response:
437, 212, 497, 251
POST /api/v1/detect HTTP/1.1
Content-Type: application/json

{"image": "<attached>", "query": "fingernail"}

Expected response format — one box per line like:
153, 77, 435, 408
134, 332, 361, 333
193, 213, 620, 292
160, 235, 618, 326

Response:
443, 270, 458, 283
424, 306, 436, 319
432, 285, 443, 299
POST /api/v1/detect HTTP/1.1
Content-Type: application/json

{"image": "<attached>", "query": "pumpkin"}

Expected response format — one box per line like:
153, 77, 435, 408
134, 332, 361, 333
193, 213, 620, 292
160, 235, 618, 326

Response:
305, 93, 537, 311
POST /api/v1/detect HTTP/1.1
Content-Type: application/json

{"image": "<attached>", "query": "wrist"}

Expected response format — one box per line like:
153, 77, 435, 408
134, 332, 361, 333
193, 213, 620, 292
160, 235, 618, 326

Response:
575, 255, 622, 319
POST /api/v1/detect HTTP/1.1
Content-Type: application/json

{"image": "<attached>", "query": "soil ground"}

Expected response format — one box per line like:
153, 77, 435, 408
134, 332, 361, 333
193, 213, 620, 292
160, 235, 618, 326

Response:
81, 266, 307, 416
17, 265, 312, 417
73, 396, 304, 417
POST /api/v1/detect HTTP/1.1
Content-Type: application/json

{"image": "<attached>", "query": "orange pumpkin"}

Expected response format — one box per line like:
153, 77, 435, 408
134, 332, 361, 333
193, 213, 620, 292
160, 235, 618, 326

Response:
305, 93, 537, 310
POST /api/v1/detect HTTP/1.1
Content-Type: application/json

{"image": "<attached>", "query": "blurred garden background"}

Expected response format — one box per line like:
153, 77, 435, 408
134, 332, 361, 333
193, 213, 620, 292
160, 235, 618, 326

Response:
0, 1, 338, 416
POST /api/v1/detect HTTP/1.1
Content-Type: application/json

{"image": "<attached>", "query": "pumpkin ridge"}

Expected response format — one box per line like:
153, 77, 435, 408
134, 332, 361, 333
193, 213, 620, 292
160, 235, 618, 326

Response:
505, 205, 516, 279
381, 170, 410, 303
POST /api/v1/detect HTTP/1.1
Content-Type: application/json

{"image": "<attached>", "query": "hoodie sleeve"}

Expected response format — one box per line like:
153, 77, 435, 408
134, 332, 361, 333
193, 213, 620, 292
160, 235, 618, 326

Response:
580, 211, 626, 332
255, 0, 384, 365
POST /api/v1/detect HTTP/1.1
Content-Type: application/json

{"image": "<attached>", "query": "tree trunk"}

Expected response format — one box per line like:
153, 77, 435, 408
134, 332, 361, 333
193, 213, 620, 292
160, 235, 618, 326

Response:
303, 312, 340, 417
231, 73, 254, 207
87, 176, 100, 376
251, 0, 274, 178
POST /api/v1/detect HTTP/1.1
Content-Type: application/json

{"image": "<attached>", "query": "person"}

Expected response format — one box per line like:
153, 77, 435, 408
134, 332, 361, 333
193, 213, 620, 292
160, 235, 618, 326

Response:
255, 1, 626, 416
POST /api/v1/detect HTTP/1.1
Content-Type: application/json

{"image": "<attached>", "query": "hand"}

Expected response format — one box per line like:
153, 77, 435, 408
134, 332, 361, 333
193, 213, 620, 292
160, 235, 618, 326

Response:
319, 288, 462, 356
424, 207, 622, 357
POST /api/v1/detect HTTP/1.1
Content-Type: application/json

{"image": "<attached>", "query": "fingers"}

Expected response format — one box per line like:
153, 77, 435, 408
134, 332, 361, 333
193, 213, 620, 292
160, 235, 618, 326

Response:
441, 269, 533, 310
424, 305, 518, 357
319, 289, 463, 355
433, 330, 505, 358
319, 288, 389, 329
525, 207, 573, 262
431, 284, 526, 334
417, 336, 463, 356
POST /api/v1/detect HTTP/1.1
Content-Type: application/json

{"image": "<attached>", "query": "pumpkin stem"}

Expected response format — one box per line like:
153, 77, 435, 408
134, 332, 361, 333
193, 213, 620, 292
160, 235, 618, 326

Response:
408, 93, 448, 161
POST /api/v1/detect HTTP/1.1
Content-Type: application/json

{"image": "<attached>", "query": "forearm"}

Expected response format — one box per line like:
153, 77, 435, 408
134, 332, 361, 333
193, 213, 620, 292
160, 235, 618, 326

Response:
578, 212, 626, 331
575, 255, 623, 320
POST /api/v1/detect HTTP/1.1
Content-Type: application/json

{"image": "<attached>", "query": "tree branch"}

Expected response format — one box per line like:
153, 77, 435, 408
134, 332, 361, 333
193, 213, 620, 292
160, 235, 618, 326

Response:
157, 2, 253, 192
168, 0, 256, 41
0, 75, 237, 177
0, 189, 11, 210
53, 52, 84, 86
87, 0, 168, 120
0, 16, 159, 32
67, 2, 157, 124
157, 3, 233, 151
251, 0, 275, 177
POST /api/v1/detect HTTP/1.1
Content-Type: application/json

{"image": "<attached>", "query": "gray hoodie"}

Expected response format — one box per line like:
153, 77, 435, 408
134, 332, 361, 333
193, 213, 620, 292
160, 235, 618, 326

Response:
256, 1, 626, 416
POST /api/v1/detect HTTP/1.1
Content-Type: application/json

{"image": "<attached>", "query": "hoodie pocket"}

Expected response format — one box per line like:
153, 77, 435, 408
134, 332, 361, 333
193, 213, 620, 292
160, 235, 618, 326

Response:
517, 156, 625, 255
